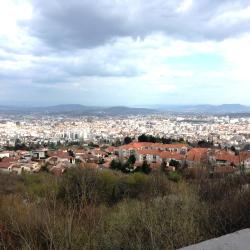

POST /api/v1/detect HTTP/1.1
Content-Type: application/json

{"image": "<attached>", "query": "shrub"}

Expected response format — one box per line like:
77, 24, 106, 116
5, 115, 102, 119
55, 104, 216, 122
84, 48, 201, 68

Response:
57, 167, 102, 205
0, 172, 24, 195
168, 171, 182, 182
197, 176, 250, 237
22, 172, 59, 199
1, 169, 250, 249
103, 193, 204, 249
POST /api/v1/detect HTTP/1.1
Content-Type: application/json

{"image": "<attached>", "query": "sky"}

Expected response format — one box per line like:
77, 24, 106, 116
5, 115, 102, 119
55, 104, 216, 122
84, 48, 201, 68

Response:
0, 0, 250, 107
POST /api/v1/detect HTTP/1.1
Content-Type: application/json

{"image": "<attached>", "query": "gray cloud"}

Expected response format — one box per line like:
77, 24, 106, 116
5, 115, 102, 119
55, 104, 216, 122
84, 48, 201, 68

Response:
27, 0, 131, 49
0, 41, 142, 90
1, 0, 250, 106
24, 0, 250, 50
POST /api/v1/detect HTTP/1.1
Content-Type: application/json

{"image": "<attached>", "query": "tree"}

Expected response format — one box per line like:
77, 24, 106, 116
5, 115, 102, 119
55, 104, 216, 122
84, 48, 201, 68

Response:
110, 159, 120, 170
88, 142, 99, 148
160, 160, 168, 174
169, 159, 181, 169
197, 140, 213, 148
14, 139, 27, 150
137, 160, 151, 174
138, 134, 148, 142
121, 161, 133, 173
123, 136, 133, 145
178, 138, 185, 143
40, 164, 49, 172
110, 157, 137, 174
149, 135, 157, 143
230, 146, 239, 155
138, 134, 185, 144
48, 142, 57, 150
112, 139, 122, 147
68, 149, 75, 157
110, 159, 127, 172
127, 155, 136, 165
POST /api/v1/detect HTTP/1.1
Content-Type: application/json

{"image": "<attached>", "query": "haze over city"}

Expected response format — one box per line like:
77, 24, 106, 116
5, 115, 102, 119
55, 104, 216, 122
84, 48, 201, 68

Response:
0, 0, 250, 106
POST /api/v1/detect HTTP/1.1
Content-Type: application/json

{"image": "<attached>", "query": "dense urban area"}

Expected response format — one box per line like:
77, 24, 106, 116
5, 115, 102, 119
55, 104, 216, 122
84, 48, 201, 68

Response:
0, 114, 250, 175
1, 113, 250, 250
1, 114, 250, 147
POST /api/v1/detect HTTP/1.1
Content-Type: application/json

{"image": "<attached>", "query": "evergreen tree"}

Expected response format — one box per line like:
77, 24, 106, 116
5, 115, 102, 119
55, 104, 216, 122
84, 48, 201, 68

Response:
140, 160, 151, 174
160, 160, 168, 174
127, 155, 136, 165
123, 136, 133, 145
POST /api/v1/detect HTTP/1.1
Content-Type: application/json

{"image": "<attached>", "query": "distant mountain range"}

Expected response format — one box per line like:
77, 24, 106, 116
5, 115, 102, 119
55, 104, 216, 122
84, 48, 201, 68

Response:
154, 104, 250, 114
0, 104, 249, 116
0, 104, 156, 116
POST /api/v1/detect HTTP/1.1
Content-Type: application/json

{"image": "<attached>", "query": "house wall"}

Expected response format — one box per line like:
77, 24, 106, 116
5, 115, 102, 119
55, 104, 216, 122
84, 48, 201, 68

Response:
0, 153, 10, 158
0, 168, 11, 173
244, 159, 250, 169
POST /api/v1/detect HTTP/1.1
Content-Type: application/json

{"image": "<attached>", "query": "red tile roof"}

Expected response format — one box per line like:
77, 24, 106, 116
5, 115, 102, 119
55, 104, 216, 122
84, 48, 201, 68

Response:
137, 149, 161, 156
75, 149, 87, 154
119, 142, 187, 151
105, 146, 116, 153
0, 157, 19, 169
240, 151, 250, 161
49, 150, 70, 159
215, 150, 240, 165
160, 152, 184, 161
186, 148, 209, 162
152, 143, 187, 149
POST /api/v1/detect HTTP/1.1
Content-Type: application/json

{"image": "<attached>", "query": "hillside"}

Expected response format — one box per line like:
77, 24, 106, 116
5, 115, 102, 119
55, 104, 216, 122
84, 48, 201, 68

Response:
0, 105, 157, 116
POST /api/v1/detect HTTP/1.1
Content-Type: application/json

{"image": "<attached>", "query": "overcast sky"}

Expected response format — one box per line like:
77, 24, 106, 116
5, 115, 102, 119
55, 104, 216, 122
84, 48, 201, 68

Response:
0, 0, 250, 106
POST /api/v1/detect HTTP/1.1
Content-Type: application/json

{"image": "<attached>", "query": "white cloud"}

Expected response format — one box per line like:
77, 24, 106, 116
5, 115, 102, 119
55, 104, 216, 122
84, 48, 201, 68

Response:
176, 0, 193, 13
0, 0, 32, 37
214, 5, 250, 24
218, 35, 250, 82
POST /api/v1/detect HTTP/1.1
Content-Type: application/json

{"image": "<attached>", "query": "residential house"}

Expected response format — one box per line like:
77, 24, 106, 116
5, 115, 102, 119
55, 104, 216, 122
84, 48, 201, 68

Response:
32, 149, 48, 160
214, 150, 240, 167
118, 142, 188, 159
186, 148, 210, 167
240, 151, 250, 172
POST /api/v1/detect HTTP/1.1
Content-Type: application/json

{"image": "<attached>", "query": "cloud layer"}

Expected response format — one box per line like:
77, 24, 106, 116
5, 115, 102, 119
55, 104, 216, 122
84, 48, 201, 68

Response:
0, 0, 250, 106
27, 0, 250, 49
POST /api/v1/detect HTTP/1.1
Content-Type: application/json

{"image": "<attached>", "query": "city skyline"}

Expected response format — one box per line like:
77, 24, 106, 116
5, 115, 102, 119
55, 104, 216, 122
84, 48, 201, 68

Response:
0, 0, 250, 106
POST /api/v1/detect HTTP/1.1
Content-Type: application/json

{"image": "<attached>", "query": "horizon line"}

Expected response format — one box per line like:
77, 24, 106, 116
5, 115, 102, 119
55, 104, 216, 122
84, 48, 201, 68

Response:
0, 103, 249, 108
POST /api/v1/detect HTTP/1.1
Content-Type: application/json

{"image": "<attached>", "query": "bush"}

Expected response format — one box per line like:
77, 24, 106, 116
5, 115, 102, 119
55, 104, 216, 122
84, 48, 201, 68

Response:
57, 168, 165, 205
197, 176, 250, 237
22, 172, 59, 199
168, 171, 182, 182
1, 169, 250, 249
57, 167, 102, 205
103, 193, 204, 249
0, 172, 24, 195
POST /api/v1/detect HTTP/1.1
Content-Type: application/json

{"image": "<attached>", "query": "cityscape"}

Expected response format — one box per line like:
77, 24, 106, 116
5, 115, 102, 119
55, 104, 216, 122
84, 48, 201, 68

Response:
1, 0, 250, 249
0, 110, 250, 175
